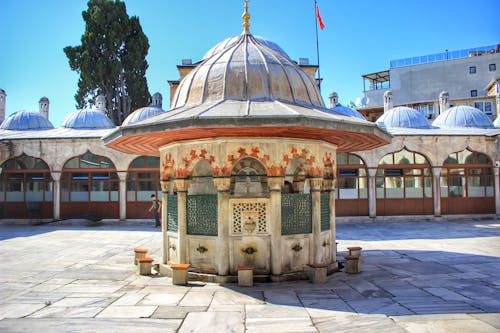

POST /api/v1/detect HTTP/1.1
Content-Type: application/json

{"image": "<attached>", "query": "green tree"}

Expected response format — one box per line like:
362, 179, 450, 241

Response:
64, 0, 150, 125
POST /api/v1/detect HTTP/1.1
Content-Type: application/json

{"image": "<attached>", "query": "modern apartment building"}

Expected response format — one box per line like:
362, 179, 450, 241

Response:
358, 44, 500, 121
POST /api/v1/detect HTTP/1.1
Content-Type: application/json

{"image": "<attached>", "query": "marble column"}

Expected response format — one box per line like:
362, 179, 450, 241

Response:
160, 180, 170, 264
494, 167, 500, 217
368, 168, 377, 218
309, 178, 323, 263
51, 171, 61, 220
117, 171, 127, 221
268, 177, 284, 276
324, 178, 336, 263
432, 167, 442, 217
213, 177, 231, 275
174, 179, 190, 264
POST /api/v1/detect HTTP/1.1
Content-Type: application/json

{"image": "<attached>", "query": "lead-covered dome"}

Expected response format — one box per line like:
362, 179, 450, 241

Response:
172, 33, 324, 109
376, 106, 431, 129
433, 105, 494, 129
493, 116, 500, 128
0, 110, 54, 130
203, 35, 290, 60
61, 109, 115, 129
123, 106, 165, 126
329, 105, 365, 120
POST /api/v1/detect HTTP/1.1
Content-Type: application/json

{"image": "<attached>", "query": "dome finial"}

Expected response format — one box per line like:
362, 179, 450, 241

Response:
242, 0, 251, 34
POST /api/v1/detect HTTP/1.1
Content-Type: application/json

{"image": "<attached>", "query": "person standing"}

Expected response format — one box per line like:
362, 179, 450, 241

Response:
149, 194, 161, 227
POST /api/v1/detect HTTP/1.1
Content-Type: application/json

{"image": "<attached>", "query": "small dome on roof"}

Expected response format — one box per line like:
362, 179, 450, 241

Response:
122, 106, 166, 126
61, 109, 115, 129
493, 116, 500, 128
328, 105, 365, 120
202, 35, 290, 60
433, 105, 494, 129
0, 110, 54, 130
376, 106, 431, 129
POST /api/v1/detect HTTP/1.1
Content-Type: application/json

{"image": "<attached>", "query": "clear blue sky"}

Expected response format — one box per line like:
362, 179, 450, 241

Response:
1, 0, 499, 126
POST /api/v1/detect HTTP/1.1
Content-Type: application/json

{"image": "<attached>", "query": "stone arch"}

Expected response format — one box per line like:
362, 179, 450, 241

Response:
284, 157, 308, 193
230, 157, 269, 197
440, 148, 494, 214
0, 154, 54, 218
189, 159, 216, 194
60, 150, 119, 219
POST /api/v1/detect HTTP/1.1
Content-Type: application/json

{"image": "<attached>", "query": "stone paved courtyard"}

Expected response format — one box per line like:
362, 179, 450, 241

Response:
0, 219, 499, 332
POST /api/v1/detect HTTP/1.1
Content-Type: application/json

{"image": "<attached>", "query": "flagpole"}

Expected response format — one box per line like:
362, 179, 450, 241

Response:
314, 0, 321, 92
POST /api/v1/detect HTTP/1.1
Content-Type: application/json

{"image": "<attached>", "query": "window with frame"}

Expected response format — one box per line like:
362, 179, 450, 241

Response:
440, 150, 493, 198
469, 66, 476, 74
61, 152, 118, 202
0, 155, 53, 203
376, 149, 432, 199
470, 90, 478, 97
489, 63, 496, 71
474, 101, 493, 116
336, 153, 368, 199
127, 156, 160, 201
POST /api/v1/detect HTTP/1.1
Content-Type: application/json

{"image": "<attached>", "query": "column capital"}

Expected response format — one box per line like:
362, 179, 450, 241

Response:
116, 171, 127, 181
309, 177, 323, 191
367, 168, 378, 178
174, 178, 191, 192
322, 178, 335, 191
268, 177, 284, 191
432, 167, 442, 177
50, 171, 62, 181
160, 180, 171, 193
213, 177, 231, 192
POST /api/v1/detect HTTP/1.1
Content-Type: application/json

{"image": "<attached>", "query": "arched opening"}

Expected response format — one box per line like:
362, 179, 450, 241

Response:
126, 156, 160, 219
376, 148, 433, 215
61, 151, 119, 219
440, 149, 494, 214
230, 157, 268, 197
0, 154, 53, 218
187, 160, 217, 237
335, 153, 368, 216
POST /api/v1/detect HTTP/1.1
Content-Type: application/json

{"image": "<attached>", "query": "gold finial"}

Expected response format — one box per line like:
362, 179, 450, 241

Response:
242, 0, 250, 34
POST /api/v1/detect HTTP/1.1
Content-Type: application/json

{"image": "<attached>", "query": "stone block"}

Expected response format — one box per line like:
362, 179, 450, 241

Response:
137, 257, 153, 275
171, 264, 191, 285
237, 266, 254, 287
345, 255, 360, 274
307, 263, 328, 284
134, 248, 148, 265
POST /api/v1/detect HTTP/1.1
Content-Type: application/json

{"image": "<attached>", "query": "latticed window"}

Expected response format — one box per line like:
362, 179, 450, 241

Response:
336, 153, 368, 199
0, 154, 53, 203
281, 193, 312, 235
441, 149, 493, 198
61, 152, 118, 202
187, 194, 217, 235
376, 149, 432, 199
127, 156, 160, 201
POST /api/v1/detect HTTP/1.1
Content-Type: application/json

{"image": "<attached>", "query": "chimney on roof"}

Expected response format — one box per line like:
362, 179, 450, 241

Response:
439, 91, 450, 115
383, 90, 393, 112
328, 92, 339, 108
39, 96, 49, 119
0, 89, 6, 123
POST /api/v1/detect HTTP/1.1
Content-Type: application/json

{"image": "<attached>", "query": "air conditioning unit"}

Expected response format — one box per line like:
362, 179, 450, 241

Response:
495, 161, 500, 168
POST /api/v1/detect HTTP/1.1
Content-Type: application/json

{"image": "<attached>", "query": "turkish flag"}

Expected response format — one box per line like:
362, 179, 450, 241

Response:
316, 3, 325, 30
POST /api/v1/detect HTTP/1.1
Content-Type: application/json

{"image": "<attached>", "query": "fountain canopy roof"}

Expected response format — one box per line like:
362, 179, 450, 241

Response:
104, 16, 390, 155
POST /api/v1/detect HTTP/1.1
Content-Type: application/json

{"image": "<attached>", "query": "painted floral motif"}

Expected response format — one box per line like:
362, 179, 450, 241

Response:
161, 154, 174, 180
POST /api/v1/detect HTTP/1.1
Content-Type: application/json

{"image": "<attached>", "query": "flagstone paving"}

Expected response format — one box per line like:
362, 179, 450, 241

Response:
0, 220, 499, 332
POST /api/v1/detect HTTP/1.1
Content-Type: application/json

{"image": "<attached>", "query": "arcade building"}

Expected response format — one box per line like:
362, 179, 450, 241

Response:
1, 3, 499, 279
